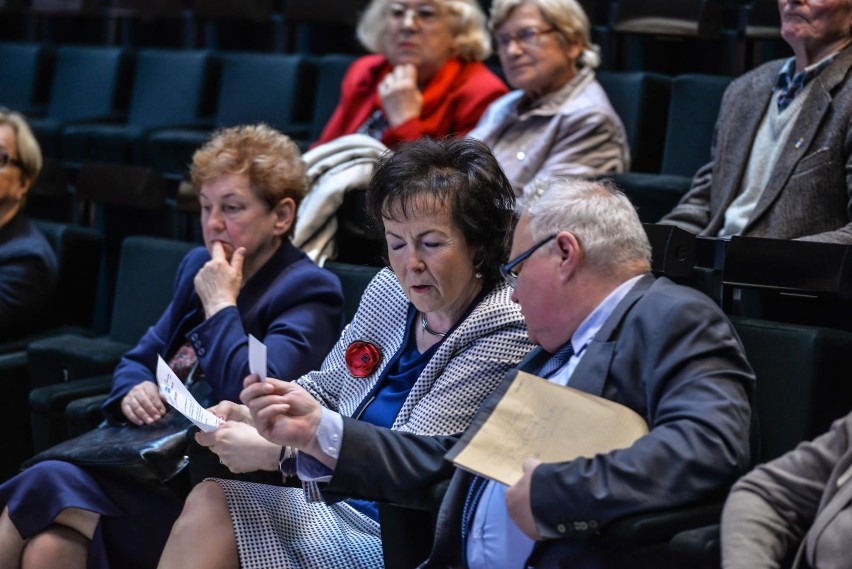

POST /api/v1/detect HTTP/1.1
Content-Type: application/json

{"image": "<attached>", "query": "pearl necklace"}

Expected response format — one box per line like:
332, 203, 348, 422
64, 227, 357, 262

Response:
420, 313, 447, 338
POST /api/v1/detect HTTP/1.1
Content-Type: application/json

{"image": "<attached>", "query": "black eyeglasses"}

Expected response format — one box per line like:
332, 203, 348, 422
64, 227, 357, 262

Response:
500, 233, 557, 288
0, 148, 24, 171
495, 27, 557, 51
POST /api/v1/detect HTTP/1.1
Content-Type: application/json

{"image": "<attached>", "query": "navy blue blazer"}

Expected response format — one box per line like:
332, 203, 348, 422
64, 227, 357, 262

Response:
0, 213, 57, 342
325, 274, 757, 568
102, 240, 344, 423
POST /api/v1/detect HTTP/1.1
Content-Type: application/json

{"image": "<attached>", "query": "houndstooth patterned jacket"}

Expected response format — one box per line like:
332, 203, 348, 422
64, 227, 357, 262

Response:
297, 268, 533, 436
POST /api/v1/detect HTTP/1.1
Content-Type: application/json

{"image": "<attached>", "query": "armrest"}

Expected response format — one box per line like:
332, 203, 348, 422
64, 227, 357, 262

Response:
0, 325, 94, 357
0, 351, 34, 480
27, 334, 130, 389
379, 479, 450, 569
66, 393, 111, 438
29, 374, 113, 452
64, 114, 128, 126
0, 350, 27, 375
29, 374, 114, 414
604, 501, 724, 547
669, 524, 720, 569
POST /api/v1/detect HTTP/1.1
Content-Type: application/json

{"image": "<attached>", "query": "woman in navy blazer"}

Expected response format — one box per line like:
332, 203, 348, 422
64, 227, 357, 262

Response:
0, 109, 57, 343
0, 124, 344, 569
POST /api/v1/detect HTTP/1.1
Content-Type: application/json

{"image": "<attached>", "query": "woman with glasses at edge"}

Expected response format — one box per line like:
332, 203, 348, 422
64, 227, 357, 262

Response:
469, 0, 630, 199
0, 109, 57, 343
313, 0, 508, 149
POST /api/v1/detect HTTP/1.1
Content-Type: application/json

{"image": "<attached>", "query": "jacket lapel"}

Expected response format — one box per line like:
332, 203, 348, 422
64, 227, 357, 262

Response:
746, 48, 852, 233
801, 449, 852, 567
705, 64, 779, 234
567, 274, 655, 397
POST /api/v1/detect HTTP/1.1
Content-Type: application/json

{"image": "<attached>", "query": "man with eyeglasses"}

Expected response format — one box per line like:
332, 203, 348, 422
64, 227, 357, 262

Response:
0, 108, 56, 342
241, 177, 756, 568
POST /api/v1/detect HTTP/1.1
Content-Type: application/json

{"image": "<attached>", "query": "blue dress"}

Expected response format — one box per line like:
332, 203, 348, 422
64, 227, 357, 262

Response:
0, 240, 345, 569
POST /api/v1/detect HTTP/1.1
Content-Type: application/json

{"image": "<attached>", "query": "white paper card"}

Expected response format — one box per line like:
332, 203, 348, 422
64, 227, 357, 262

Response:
156, 355, 221, 432
249, 334, 267, 382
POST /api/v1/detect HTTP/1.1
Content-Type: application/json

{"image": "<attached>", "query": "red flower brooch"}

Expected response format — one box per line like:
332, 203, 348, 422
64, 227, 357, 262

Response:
345, 341, 382, 378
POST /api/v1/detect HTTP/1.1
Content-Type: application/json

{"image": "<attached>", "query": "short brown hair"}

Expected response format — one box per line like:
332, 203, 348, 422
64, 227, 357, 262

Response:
190, 124, 308, 237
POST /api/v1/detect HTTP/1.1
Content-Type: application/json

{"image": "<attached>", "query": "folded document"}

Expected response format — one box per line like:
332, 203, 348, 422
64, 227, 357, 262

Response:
446, 370, 649, 486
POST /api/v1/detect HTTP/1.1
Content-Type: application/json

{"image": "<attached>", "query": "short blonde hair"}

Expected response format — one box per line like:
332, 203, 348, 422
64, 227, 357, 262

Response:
357, 0, 492, 62
490, 0, 600, 68
190, 124, 308, 238
0, 108, 41, 185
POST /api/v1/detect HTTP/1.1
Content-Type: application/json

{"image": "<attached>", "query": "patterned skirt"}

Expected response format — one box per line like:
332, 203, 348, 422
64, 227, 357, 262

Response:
214, 479, 384, 569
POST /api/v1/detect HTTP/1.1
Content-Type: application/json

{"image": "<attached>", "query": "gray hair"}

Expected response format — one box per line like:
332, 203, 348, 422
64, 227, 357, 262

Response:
357, 0, 492, 61
520, 178, 651, 274
490, 0, 600, 69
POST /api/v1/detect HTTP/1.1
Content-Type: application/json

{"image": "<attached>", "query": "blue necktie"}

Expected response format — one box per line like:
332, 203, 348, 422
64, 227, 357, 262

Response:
459, 342, 575, 558
537, 342, 575, 378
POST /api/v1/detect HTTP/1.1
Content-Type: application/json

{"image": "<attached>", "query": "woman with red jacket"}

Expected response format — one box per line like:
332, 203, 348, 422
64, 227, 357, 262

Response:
314, 0, 507, 148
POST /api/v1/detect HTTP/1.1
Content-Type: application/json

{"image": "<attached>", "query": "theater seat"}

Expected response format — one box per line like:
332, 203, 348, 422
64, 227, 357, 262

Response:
596, 70, 671, 175
0, 221, 102, 481
29, 45, 128, 159
60, 49, 213, 166
323, 261, 381, 324
147, 52, 315, 178
300, 53, 359, 149
0, 42, 51, 116
605, 73, 733, 223
27, 236, 196, 452
668, 317, 852, 569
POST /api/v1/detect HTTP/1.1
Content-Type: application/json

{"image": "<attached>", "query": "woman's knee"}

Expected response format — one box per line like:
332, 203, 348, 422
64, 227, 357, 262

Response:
21, 526, 88, 569
175, 481, 230, 527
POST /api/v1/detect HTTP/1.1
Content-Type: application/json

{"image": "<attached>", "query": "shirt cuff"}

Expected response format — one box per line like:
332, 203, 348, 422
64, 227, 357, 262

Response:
295, 407, 343, 482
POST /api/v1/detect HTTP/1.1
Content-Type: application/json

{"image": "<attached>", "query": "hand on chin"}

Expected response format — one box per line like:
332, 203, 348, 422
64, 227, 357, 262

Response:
214, 240, 235, 261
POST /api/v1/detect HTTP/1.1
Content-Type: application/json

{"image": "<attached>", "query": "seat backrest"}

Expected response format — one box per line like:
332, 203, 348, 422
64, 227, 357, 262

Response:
746, 0, 781, 38
193, 0, 275, 21
33, 220, 103, 330
46, 45, 127, 122
109, 236, 197, 345
659, 73, 733, 177
127, 49, 212, 128
0, 42, 50, 115
597, 70, 671, 173
309, 53, 359, 142
323, 261, 381, 324
283, 0, 367, 27
731, 316, 852, 463
75, 162, 176, 326
215, 52, 315, 134
611, 0, 704, 36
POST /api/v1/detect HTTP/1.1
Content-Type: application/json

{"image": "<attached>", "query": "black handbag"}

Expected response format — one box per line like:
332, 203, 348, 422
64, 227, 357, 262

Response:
22, 380, 212, 496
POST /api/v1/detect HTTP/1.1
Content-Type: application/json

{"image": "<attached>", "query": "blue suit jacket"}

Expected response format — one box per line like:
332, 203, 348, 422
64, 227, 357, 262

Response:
0, 213, 57, 342
102, 240, 344, 423
325, 274, 757, 568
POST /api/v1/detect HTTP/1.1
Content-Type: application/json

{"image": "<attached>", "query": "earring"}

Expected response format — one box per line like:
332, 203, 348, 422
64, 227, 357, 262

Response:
475, 272, 482, 279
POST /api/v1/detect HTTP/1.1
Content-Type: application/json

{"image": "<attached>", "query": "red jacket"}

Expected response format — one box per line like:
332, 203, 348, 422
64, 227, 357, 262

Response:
314, 54, 507, 148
